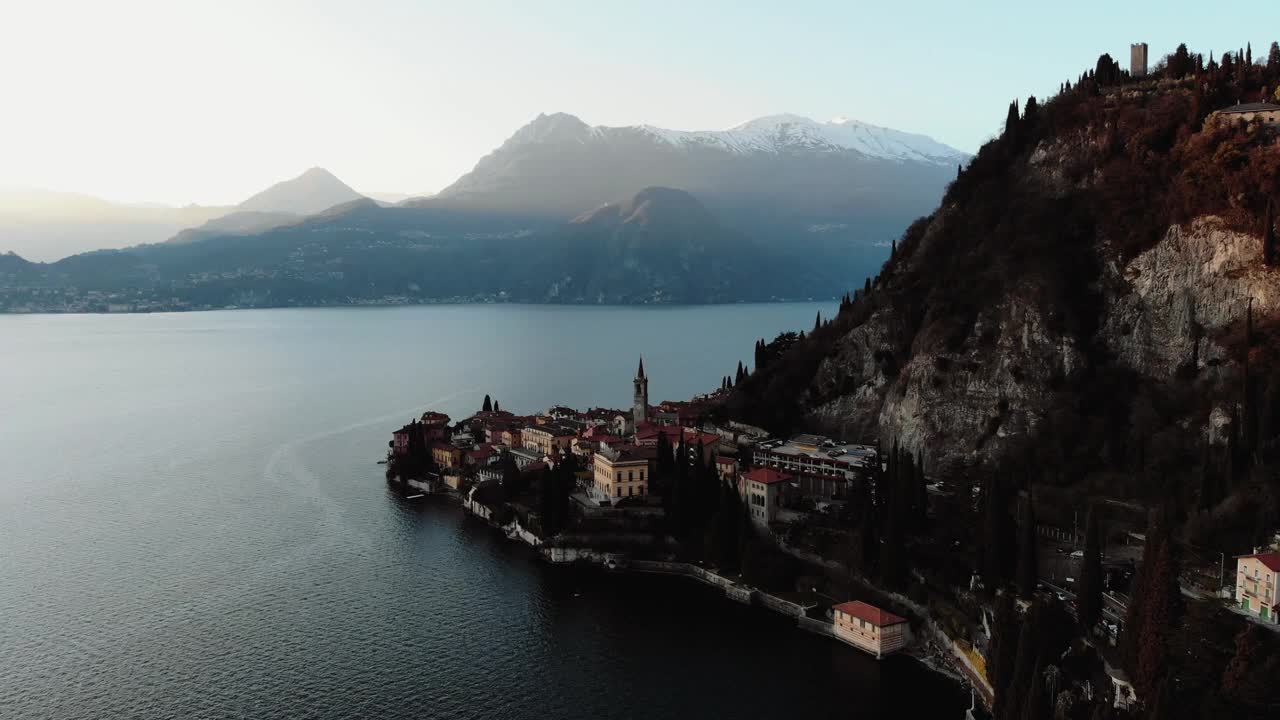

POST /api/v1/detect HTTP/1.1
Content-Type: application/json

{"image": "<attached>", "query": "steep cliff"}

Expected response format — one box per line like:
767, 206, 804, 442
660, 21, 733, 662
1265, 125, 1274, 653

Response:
728, 60, 1280, 506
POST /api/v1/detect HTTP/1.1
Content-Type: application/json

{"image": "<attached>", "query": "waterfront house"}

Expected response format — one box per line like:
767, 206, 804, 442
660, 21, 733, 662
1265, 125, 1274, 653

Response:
739, 467, 791, 527
832, 601, 908, 658
392, 425, 413, 456
593, 446, 650, 500
1235, 551, 1280, 622
432, 442, 464, 469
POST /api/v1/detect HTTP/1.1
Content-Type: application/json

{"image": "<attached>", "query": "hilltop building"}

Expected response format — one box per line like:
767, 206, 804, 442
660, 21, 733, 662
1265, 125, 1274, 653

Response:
1211, 102, 1280, 127
1130, 42, 1148, 78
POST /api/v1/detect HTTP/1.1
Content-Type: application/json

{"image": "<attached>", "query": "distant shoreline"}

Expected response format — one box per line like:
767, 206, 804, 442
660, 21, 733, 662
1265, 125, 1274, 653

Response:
0, 297, 843, 317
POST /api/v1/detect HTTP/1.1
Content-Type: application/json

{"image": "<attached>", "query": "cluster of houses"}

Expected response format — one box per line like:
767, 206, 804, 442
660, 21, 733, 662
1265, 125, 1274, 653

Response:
386, 359, 912, 658
390, 358, 881, 529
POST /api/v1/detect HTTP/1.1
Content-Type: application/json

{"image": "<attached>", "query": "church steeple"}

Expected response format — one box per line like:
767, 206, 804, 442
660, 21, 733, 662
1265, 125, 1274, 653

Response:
632, 356, 649, 428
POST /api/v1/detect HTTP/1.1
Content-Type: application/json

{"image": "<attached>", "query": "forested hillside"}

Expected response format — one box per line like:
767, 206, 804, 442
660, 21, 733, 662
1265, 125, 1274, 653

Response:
723, 43, 1280, 719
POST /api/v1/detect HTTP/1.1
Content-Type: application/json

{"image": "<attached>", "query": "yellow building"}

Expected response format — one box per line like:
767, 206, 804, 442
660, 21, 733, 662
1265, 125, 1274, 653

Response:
522, 424, 576, 456
593, 447, 649, 500
431, 443, 463, 469
1236, 552, 1279, 623
832, 601, 908, 658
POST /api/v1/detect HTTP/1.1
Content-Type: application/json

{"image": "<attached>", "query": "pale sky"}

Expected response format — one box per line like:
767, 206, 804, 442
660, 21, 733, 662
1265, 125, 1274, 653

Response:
2, 0, 1277, 206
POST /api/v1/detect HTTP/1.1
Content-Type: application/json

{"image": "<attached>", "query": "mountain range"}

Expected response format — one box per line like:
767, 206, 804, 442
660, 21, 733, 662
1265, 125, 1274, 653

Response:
0, 168, 367, 261
0, 113, 969, 310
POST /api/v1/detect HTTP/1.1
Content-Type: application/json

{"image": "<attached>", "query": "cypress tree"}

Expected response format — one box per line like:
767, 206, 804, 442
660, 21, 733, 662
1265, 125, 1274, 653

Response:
1016, 496, 1038, 599
1003, 613, 1038, 720
1264, 199, 1276, 266
1004, 99, 1020, 138
1078, 509, 1104, 629
981, 477, 1005, 589
1120, 525, 1159, 670
989, 592, 1020, 720
914, 449, 928, 531
814, 311, 822, 333
1135, 538, 1182, 700
705, 478, 744, 569
493, 400, 500, 413
1020, 662, 1046, 720
1199, 436, 1217, 510
482, 394, 492, 413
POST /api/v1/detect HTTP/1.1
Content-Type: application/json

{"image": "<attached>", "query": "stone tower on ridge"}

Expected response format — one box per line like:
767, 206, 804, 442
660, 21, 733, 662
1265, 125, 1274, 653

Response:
1130, 42, 1149, 78
633, 357, 649, 428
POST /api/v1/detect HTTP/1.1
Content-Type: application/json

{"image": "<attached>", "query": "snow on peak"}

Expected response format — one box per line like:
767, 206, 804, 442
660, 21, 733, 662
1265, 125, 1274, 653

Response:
649, 114, 968, 164
506, 112, 968, 165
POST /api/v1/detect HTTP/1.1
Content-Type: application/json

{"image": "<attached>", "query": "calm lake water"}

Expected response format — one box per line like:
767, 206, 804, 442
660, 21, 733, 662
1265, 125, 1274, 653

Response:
0, 304, 965, 719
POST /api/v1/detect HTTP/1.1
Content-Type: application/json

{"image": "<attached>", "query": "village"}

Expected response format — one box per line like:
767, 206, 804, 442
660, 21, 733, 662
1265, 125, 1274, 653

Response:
386, 353, 1280, 714
384, 358, 930, 665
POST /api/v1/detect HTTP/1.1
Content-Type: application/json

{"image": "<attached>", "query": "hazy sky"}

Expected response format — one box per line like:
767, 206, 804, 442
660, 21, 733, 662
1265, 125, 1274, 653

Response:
3, 0, 1278, 206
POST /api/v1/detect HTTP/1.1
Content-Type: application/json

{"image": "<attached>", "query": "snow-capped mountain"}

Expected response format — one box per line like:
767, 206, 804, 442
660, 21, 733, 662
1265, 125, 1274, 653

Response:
428, 111, 967, 257
633, 113, 966, 165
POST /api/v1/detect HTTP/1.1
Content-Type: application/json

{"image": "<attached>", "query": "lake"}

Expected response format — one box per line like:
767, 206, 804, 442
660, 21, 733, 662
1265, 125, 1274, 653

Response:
0, 304, 966, 719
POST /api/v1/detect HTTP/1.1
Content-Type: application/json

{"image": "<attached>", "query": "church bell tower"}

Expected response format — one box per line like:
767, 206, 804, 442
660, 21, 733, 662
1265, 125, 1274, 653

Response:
633, 357, 649, 428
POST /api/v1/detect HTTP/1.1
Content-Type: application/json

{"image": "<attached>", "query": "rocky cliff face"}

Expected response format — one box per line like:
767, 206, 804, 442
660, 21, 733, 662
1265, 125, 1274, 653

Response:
825, 215, 1273, 470
734, 78, 1280, 479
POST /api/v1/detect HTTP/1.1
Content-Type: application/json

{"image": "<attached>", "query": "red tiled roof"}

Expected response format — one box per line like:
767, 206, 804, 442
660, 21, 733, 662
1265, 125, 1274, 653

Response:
1240, 552, 1280, 572
832, 601, 906, 627
716, 456, 738, 465
742, 468, 791, 485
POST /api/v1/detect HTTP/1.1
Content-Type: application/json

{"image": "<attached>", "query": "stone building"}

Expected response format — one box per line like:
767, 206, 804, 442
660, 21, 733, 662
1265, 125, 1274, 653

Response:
1211, 102, 1280, 127
1130, 42, 1148, 78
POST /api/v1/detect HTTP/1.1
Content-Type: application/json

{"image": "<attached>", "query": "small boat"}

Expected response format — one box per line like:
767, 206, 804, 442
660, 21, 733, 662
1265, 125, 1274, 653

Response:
404, 493, 425, 500
377, 460, 387, 465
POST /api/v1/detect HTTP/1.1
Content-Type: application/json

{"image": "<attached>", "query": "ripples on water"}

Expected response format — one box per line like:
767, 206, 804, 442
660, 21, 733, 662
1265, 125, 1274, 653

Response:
0, 305, 963, 718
